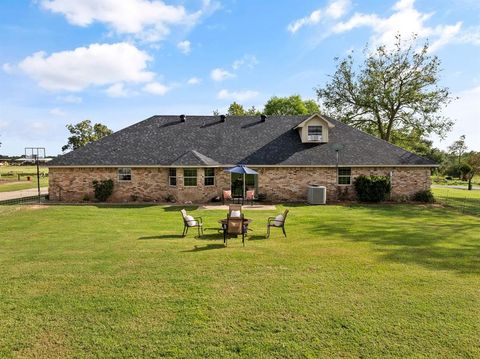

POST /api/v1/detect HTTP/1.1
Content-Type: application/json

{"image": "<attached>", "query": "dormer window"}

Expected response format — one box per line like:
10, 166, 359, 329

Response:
307, 126, 323, 142
294, 114, 334, 144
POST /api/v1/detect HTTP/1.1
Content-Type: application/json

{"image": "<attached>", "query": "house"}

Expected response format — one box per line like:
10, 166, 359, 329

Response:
48, 114, 436, 202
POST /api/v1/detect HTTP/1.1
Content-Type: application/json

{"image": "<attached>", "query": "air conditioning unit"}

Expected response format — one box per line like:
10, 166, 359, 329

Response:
307, 185, 326, 205
308, 135, 322, 142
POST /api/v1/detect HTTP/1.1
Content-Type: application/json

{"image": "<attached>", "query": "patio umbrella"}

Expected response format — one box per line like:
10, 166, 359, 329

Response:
225, 165, 258, 199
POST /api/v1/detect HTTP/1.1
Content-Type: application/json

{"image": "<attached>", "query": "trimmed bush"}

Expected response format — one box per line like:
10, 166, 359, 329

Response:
412, 190, 435, 203
354, 175, 391, 202
92, 179, 114, 202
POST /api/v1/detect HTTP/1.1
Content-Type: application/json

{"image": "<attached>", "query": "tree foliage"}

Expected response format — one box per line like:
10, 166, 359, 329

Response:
264, 95, 320, 115
465, 152, 480, 190
62, 120, 113, 152
447, 135, 467, 164
316, 34, 454, 143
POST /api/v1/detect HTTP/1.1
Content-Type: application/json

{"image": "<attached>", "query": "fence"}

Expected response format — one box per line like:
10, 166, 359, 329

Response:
432, 187, 480, 216
0, 194, 48, 205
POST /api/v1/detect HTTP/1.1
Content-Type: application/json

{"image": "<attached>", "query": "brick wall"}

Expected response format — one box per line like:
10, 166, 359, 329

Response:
49, 167, 230, 203
49, 166, 431, 203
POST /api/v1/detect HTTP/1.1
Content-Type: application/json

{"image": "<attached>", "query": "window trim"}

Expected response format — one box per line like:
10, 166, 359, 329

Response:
337, 167, 352, 186
204, 168, 215, 187
307, 125, 323, 141
117, 167, 132, 182
183, 168, 198, 187
168, 168, 177, 187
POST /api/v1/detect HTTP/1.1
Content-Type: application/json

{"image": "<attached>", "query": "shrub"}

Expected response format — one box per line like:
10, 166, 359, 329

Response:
354, 175, 391, 202
412, 190, 435, 203
82, 194, 90, 202
165, 194, 176, 203
92, 179, 114, 202
257, 193, 267, 202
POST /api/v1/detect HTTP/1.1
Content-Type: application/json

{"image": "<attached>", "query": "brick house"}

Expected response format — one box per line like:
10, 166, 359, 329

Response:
48, 114, 436, 203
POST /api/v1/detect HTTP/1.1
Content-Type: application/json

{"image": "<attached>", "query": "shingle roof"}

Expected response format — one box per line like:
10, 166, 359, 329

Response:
49, 115, 437, 167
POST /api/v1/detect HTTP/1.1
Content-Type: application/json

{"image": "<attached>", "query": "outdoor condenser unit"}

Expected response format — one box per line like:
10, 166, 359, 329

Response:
307, 185, 327, 205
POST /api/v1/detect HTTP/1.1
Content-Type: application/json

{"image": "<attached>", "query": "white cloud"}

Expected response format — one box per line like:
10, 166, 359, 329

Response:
57, 95, 82, 103
49, 108, 67, 116
106, 83, 129, 97
177, 40, 191, 54
187, 77, 201, 85
435, 85, 480, 151
40, 0, 218, 42
18, 42, 154, 92
217, 89, 259, 102
210, 68, 235, 82
0, 120, 9, 129
232, 54, 258, 70
287, 0, 350, 33
332, 0, 463, 51
143, 81, 170, 95
2, 63, 14, 74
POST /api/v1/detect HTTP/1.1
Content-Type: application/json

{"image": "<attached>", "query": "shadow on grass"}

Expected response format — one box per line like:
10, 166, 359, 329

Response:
248, 235, 267, 241
162, 205, 199, 212
310, 206, 480, 274
94, 203, 159, 209
138, 235, 184, 240
181, 243, 225, 252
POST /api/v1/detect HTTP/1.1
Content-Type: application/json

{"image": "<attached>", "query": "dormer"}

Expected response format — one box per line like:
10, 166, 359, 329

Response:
294, 114, 335, 143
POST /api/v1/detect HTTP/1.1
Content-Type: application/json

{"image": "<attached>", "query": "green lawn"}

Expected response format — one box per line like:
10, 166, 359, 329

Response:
433, 186, 480, 216
0, 204, 479, 357
0, 165, 48, 192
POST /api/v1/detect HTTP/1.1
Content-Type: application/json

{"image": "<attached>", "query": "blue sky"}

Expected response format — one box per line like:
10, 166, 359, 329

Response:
1, 0, 479, 155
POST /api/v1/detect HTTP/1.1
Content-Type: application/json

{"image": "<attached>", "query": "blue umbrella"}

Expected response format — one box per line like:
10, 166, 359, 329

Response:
225, 165, 258, 198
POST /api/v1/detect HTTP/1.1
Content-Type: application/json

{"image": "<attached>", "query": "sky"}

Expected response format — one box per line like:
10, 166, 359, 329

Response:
0, 0, 479, 156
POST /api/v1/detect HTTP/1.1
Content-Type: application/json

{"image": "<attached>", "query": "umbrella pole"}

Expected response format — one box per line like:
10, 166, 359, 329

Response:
243, 173, 246, 201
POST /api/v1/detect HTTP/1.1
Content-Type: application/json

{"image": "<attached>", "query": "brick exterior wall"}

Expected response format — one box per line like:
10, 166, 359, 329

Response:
49, 166, 431, 203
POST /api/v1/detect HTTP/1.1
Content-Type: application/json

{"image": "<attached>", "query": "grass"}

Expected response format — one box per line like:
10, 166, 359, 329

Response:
432, 186, 480, 216
0, 203, 479, 357
0, 165, 48, 192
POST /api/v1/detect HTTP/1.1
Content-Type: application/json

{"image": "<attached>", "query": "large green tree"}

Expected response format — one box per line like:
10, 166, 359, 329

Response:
62, 120, 113, 152
263, 95, 320, 115
316, 35, 454, 143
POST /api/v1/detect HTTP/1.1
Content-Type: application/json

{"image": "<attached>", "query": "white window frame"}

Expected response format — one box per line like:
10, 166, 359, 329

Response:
183, 168, 197, 187
204, 168, 215, 187
169, 168, 177, 187
337, 167, 352, 185
118, 167, 132, 182
307, 125, 323, 141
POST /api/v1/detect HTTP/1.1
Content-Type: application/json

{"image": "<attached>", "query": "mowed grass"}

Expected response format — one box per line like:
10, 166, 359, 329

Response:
0, 204, 479, 358
0, 165, 48, 192
433, 186, 480, 215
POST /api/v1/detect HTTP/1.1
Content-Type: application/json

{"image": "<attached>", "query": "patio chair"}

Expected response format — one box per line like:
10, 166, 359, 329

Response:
245, 190, 255, 206
228, 204, 242, 218
223, 213, 247, 246
180, 209, 203, 237
266, 209, 289, 238
222, 190, 233, 204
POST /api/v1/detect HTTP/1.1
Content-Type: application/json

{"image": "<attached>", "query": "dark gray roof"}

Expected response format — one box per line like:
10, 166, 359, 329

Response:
49, 115, 437, 167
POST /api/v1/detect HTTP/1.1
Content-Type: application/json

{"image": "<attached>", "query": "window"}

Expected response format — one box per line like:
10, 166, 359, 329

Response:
169, 168, 177, 186
184, 168, 197, 187
338, 167, 351, 185
204, 168, 215, 186
118, 167, 132, 181
307, 126, 323, 141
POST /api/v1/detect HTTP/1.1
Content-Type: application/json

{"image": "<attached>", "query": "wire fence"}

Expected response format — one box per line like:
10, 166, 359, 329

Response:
432, 187, 480, 216
0, 194, 48, 205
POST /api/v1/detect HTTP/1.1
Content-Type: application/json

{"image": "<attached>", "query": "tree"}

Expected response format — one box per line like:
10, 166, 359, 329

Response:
447, 135, 467, 164
263, 95, 320, 115
465, 152, 480, 190
316, 34, 454, 143
227, 102, 246, 116
62, 120, 113, 152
